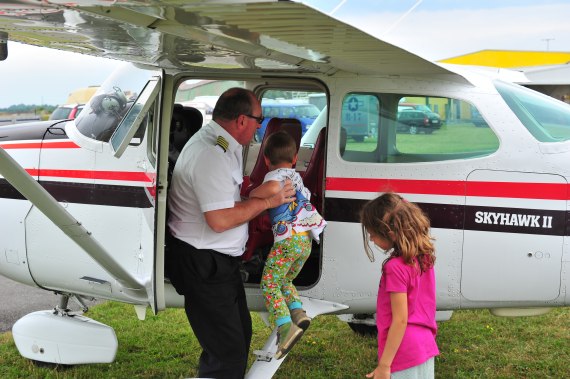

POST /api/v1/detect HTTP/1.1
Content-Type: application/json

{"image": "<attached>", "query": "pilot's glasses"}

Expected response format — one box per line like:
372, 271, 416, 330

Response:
244, 114, 264, 124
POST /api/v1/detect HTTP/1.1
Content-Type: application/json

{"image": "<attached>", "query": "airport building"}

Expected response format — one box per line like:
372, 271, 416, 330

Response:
439, 50, 570, 103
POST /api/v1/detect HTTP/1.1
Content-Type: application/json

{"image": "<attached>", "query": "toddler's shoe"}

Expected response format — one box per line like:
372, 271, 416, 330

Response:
275, 321, 304, 360
290, 308, 311, 331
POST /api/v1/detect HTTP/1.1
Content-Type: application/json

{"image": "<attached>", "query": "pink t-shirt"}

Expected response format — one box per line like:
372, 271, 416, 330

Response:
376, 256, 439, 373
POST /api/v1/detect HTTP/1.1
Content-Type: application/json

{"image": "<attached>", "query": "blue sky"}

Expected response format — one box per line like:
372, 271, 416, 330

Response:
1, 0, 570, 108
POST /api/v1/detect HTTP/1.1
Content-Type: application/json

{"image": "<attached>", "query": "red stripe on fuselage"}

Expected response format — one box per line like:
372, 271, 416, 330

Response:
325, 178, 568, 200
26, 169, 155, 183
0, 141, 79, 149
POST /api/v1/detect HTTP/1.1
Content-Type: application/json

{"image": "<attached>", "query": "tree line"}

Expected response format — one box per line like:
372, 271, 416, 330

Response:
0, 104, 57, 114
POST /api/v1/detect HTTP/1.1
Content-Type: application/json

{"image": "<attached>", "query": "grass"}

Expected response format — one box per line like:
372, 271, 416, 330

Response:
1, 303, 568, 378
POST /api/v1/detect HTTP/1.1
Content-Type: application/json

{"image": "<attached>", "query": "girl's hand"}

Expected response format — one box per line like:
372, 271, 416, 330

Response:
366, 364, 390, 379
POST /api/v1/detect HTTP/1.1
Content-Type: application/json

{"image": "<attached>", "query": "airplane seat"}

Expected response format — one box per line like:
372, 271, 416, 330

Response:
165, 105, 203, 282
241, 117, 302, 198
169, 105, 203, 161
301, 126, 326, 214
241, 118, 302, 264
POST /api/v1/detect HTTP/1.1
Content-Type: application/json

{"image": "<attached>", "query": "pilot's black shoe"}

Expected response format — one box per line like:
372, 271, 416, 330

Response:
275, 322, 304, 360
290, 308, 311, 331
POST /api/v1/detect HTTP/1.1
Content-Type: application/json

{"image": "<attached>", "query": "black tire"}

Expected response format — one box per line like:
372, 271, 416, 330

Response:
352, 135, 365, 142
347, 322, 377, 336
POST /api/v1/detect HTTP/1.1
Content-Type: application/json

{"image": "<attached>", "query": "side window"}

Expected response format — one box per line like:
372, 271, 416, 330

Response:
341, 93, 499, 163
495, 80, 570, 142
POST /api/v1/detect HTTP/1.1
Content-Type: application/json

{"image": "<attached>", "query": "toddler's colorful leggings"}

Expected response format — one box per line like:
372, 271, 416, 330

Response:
260, 234, 311, 327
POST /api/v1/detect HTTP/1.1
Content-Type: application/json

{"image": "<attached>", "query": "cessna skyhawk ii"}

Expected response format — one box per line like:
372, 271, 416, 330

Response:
0, 1, 569, 377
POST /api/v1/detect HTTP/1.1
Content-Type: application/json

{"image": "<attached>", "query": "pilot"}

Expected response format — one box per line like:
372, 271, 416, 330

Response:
167, 87, 295, 379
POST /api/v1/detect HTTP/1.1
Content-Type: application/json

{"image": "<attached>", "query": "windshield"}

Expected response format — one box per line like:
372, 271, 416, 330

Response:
75, 63, 160, 142
495, 80, 570, 142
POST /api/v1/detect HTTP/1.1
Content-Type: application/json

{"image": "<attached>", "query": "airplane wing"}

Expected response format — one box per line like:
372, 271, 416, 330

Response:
0, 0, 452, 76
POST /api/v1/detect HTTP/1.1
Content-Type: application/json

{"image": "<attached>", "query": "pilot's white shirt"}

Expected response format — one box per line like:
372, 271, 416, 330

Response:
168, 120, 247, 256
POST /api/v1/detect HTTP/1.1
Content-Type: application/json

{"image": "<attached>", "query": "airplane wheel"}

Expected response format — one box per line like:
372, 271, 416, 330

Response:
347, 322, 377, 336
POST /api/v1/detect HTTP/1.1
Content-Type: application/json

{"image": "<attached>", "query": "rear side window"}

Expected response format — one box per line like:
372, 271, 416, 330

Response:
495, 80, 570, 142
341, 93, 499, 163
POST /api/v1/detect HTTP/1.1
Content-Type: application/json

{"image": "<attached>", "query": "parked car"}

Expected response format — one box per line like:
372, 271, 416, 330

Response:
399, 102, 442, 124
256, 102, 320, 141
396, 110, 441, 134
49, 103, 85, 120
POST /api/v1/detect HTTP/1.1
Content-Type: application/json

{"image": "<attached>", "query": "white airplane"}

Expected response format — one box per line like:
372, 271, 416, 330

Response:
1, 1, 569, 377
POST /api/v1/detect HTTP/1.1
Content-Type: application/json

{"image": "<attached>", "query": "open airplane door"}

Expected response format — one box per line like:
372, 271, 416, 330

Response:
23, 64, 163, 311
0, 63, 164, 365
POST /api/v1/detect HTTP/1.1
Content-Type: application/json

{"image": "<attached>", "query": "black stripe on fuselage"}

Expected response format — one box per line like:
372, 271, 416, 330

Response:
0, 178, 26, 200
324, 197, 567, 236
0, 179, 152, 208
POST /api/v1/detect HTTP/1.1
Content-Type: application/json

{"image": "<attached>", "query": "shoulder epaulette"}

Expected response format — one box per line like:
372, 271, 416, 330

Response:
215, 136, 229, 152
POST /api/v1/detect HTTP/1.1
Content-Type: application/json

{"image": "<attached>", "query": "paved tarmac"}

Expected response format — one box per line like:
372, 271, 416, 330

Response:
0, 275, 61, 333
0, 275, 100, 333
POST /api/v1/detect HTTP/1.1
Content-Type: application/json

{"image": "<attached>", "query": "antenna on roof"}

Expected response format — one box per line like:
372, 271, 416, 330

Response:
541, 38, 555, 51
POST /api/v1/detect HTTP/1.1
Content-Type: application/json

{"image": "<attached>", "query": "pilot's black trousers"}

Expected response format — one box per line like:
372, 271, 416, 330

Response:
167, 237, 252, 379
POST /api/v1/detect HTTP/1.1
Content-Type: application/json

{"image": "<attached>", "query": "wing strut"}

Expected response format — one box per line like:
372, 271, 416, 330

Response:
0, 146, 144, 292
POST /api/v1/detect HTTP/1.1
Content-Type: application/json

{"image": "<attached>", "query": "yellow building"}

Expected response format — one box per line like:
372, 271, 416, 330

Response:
65, 86, 100, 104
439, 50, 570, 68
440, 50, 570, 104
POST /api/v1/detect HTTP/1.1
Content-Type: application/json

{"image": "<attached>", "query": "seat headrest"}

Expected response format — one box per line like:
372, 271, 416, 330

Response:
170, 105, 204, 153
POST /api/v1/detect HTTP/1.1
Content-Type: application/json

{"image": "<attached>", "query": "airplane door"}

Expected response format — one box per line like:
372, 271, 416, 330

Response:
461, 170, 565, 301
26, 68, 161, 309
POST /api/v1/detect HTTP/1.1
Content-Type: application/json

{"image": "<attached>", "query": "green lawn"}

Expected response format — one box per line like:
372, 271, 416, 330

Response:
1, 303, 568, 378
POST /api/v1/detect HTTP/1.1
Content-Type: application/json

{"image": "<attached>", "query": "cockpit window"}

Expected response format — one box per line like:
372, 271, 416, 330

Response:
495, 80, 570, 142
75, 63, 160, 142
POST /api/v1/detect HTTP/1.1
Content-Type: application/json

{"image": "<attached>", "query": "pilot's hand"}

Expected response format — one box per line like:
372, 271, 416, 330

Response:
269, 179, 296, 208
